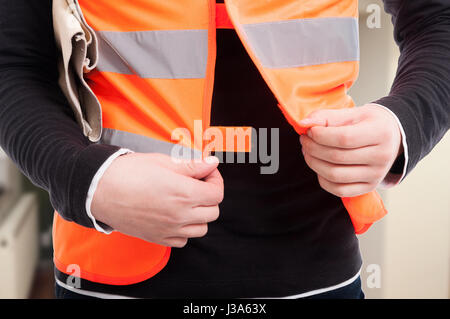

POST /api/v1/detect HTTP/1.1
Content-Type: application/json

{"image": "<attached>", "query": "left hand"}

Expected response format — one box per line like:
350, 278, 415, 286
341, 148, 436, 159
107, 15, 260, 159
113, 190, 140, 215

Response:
299, 103, 403, 197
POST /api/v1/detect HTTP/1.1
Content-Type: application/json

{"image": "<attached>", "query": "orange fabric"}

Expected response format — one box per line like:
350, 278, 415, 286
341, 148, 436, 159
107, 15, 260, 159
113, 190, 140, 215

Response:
52, 213, 170, 285
202, 0, 217, 136
86, 71, 205, 147
267, 63, 359, 135
342, 193, 387, 234
216, 3, 234, 29
224, 0, 358, 24
78, 0, 210, 31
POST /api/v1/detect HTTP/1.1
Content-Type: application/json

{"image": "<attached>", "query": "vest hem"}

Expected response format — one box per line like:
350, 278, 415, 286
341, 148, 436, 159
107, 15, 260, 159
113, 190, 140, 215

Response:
53, 246, 171, 286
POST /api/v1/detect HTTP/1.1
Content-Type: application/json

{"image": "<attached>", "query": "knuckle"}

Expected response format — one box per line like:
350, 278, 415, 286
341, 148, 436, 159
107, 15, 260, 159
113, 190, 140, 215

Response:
303, 152, 312, 166
317, 175, 326, 188
300, 137, 310, 151
172, 238, 188, 248
216, 188, 224, 204
367, 165, 383, 179
178, 240, 188, 248
309, 127, 320, 140
205, 189, 224, 206
338, 129, 354, 147
317, 175, 332, 191
318, 177, 344, 197
178, 183, 196, 202
327, 167, 341, 182
182, 224, 208, 238
169, 211, 189, 226
367, 181, 379, 191
329, 150, 344, 163
209, 206, 220, 222
198, 224, 208, 237
171, 181, 192, 201
378, 150, 392, 163
373, 167, 387, 181
333, 187, 347, 198
379, 128, 393, 142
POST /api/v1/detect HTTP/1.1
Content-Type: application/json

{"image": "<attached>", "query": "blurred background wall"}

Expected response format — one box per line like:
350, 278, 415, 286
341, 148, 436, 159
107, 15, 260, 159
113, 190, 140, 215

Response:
0, 0, 448, 299
354, 0, 450, 299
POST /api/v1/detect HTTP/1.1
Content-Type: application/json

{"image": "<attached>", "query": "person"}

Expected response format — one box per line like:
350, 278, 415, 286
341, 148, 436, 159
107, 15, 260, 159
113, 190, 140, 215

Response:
0, 0, 449, 299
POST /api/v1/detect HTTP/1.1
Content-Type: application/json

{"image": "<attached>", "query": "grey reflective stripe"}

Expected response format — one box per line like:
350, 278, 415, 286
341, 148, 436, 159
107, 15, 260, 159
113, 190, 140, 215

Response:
96, 30, 208, 79
99, 128, 201, 159
242, 17, 359, 69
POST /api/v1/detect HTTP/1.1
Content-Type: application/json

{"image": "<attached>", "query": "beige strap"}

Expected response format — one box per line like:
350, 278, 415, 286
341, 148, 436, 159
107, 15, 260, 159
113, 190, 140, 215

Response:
52, 0, 102, 142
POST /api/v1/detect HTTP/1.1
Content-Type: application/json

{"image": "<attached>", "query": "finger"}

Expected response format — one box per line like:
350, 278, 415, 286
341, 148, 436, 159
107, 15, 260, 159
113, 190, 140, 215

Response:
163, 237, 188, 248
180, 165, 223, 206
302, 152, 377, 184
162, 155, 220, 180
317, 175, 376, 198
185, 205, 220, 224
177, 223, 209, 238
300, 135, 383, 165
203, 167, 224, 189
308, 121, 380, 149
300, 108, 361, 128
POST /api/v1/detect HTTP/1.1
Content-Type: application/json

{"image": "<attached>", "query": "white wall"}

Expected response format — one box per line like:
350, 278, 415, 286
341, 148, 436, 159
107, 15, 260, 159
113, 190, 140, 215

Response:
382, 134, 450, 298
0, 148, 22, 224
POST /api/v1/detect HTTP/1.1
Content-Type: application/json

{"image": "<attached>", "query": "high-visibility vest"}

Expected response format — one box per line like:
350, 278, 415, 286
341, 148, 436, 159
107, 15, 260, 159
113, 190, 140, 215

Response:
53, 0, 387, 286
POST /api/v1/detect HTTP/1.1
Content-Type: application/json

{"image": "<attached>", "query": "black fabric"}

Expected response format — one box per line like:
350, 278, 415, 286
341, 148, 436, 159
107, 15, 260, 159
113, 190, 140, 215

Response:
54, 276, 364, 299
1, 0, 449, 298
0, 0, 120, 228
375, 0, 450, 177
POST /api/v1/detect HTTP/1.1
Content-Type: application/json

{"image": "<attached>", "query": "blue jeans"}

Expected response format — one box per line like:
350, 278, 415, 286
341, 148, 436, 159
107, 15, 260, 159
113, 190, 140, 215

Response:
55, 277, 364, 299
304, 277, 365, 299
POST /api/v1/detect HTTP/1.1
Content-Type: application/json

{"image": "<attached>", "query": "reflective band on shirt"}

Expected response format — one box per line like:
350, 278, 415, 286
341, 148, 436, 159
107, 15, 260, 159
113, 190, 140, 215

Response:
241, 17, 359, 69
99, 128, 202, 159
96, 30, 208, 79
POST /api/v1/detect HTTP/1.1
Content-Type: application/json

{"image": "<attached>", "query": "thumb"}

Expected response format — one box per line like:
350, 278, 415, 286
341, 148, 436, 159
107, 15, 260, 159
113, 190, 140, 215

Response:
299, 108, 360, 128
170, 156, 220, 180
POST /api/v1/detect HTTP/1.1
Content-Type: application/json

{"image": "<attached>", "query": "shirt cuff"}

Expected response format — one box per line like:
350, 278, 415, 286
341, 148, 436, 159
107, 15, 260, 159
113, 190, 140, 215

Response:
372, 103, 409, 189
85, 148, 134, 234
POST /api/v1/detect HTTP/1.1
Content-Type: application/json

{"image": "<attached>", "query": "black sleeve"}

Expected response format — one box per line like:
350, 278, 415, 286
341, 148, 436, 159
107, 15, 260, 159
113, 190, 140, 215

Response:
377, 0, 450, 177
0, 0, 120, 228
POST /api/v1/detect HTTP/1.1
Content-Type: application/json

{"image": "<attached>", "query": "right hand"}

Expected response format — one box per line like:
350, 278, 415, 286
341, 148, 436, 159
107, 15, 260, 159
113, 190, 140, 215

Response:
90, 152, 224, 248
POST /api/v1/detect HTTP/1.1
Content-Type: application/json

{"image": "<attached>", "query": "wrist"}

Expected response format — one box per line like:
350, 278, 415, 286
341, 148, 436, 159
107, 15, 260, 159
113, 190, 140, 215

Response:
371, 103, 409, 187
86, 148, 134, 234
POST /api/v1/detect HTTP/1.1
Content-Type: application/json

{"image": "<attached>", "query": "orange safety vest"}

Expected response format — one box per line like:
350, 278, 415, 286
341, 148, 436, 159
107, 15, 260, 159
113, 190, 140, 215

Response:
53, 0, 387, 286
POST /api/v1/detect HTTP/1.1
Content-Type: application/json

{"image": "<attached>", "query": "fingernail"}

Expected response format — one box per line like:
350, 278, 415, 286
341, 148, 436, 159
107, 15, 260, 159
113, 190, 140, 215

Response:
205, 156, 220, 164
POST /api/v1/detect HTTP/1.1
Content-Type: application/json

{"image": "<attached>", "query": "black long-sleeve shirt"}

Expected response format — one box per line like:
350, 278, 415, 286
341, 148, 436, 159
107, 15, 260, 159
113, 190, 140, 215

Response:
0, 0, 449, 298
375, 0, 450, 172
